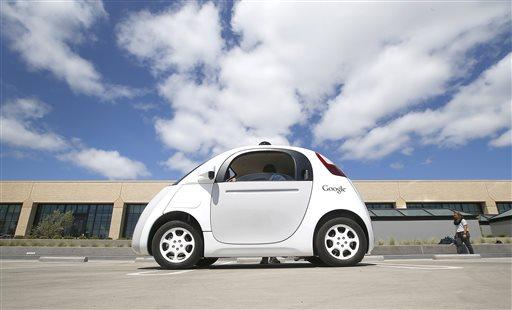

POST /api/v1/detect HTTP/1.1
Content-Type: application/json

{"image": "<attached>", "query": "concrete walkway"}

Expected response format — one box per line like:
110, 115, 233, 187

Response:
1, 258, 510, 309
1, 244, 510, 261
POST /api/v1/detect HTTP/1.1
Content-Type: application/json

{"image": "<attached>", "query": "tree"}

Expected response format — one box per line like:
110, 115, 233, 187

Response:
31, 210, 74, 239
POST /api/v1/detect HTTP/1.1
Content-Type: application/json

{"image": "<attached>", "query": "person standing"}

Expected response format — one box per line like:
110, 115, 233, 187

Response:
453, 211, 474, 254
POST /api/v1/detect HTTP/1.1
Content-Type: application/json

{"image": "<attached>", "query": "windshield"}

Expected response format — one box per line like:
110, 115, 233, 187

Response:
173, 160, 207, 185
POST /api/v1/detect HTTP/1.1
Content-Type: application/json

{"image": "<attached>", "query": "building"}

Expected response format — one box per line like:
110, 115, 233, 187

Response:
487, 209, 512, 237
0, 180, 511, 240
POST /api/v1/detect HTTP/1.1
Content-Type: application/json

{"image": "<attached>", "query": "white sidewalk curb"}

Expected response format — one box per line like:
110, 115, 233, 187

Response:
433, 254, 481, 260
134, 257, 156, 263
38, 256, 88, 263
363, 255, 385, 262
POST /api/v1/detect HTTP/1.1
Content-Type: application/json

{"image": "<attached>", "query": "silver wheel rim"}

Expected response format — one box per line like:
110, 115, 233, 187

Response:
324, 224, 360, 260
159, 227, 195, 263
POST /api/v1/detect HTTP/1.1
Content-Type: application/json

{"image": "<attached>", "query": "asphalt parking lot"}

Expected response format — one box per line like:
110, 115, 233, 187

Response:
1, 258, 511, 309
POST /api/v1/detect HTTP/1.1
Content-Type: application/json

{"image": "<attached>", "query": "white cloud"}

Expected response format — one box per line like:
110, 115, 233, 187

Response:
314, 46, 451, 140
390, 162, 404, 170
401, 147, 414, 156
1, 1, 135, 100
58, 148, 150, 179
0, 150, 35, 160
0, 117, 68, 152
133, 102, 159, 112
117, 2, 223, 73
117, 1, 510, 163
490, 130, 512, 148
118, 2, 296, 156
152, 51, 295, 155
1, 97, 150, 179
0, 98, 67, 151
339, 53, 511, 160
162, 152, 199, 174
422, 158, 434, 165
313, 3, 510, 142
2, 97, 50, 119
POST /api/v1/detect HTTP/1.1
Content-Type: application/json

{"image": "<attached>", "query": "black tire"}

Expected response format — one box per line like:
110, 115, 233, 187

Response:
305, 256, 325, 266
196, 257, 218, 267
152, 221, 203, 269
315, 217, 367, 267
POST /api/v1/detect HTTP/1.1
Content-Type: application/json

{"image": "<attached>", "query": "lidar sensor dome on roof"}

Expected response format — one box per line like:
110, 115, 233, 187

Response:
259, 141, 271, 145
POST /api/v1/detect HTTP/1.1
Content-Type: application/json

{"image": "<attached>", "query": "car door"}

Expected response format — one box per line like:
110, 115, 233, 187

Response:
211, 149, 313, 244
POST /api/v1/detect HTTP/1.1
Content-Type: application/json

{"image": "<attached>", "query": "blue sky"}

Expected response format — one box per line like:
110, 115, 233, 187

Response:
1, 1, 511, 181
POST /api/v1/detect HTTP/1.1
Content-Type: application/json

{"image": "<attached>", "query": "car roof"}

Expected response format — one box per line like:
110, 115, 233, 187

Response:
225, 144, 314, 156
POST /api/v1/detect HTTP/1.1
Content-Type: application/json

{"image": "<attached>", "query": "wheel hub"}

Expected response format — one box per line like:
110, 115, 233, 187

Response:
159, 227, 195, 263
324, 224, 360, 260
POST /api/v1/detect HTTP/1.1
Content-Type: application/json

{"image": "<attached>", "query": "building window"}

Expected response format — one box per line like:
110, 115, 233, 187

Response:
0, 204, 22, 237
122, 204, 147, 239
496, 202, 512, 214
406, 202, 483, 215
33, 204, 113, 238
366, 203, 395, 210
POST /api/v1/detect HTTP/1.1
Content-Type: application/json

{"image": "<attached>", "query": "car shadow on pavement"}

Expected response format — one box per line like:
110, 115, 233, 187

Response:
208, 263, 375, 269
136, 263, 374, 271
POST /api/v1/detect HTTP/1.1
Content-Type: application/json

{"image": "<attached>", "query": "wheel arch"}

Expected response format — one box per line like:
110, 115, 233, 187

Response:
147, 211, 203, 256
313, 209, 370, 254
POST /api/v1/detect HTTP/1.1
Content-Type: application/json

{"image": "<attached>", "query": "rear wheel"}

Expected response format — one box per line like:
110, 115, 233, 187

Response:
152, 221, 203, 269
196, 257, 218, 267
315, 217, 367, 267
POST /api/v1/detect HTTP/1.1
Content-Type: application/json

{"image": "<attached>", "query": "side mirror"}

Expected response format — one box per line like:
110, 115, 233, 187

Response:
302, 169, 309, 180
198, 170, 215, 182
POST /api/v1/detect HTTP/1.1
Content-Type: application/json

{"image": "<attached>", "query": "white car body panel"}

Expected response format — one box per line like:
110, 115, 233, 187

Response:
131, 185, 177, 255
211, 180, 313, 244
132, 145, 374, 257
164, 183, 213, 230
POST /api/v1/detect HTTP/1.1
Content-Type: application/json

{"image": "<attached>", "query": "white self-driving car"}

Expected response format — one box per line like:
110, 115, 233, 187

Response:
132, 142, 374, 268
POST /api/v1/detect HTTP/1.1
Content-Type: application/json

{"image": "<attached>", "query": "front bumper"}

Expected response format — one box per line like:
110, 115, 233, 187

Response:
131, 185, 177, 256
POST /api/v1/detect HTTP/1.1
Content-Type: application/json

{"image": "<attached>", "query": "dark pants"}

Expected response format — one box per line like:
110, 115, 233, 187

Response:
455, 232, 474, 254
260, 257, 279, 264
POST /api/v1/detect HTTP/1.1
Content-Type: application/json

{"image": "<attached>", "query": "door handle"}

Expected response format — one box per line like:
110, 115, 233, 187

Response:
225, 188, 299, 193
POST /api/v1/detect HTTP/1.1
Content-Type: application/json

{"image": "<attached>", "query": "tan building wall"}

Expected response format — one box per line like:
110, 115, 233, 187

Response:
1, 180, 510, 239
355, 180, 512, 213
0, 181, 170, 239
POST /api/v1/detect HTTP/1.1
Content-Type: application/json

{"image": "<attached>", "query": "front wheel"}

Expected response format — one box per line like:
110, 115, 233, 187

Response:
315, 217, 367, 267
152, 221, 203, 269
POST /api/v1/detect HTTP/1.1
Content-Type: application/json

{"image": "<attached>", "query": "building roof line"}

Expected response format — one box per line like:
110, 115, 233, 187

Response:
0, 179, 511, 183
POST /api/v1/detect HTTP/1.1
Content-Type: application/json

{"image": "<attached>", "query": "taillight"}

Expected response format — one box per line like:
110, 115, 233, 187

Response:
316, 152, 346, 177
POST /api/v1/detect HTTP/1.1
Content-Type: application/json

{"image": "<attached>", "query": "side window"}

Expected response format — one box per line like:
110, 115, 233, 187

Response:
224, 151, 296, 182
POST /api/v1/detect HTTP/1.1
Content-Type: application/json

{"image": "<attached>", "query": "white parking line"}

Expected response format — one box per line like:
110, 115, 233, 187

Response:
0, 263, 91, 270
126, 269, 194, 276
1, 265, 51, 270
216, 261, 235, 266
374, 263, 463, 270
126, 260, 234, 276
